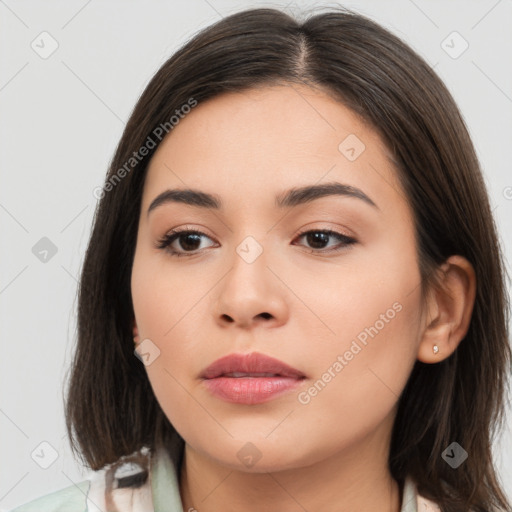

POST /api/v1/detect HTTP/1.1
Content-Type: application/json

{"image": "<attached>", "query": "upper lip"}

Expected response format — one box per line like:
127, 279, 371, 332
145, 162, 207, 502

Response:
200, 352, 306, 379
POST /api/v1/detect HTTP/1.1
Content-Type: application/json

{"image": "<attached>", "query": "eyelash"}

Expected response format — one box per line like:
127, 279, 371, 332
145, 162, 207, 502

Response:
156, 227, 357, 258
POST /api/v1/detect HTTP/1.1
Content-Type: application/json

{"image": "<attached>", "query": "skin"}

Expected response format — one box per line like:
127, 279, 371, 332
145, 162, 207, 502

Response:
131, 84, 475, 512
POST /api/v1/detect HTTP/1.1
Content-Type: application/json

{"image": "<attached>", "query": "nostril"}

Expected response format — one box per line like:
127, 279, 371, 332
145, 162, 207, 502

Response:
258, 312, 272, 320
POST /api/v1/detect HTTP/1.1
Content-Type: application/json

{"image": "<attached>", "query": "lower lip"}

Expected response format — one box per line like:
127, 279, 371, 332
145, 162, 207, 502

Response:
202, 376, 303, 404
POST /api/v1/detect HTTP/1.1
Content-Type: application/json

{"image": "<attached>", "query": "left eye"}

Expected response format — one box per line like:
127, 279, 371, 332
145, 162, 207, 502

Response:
156, 228, 356, 257
293, 229, 356, 253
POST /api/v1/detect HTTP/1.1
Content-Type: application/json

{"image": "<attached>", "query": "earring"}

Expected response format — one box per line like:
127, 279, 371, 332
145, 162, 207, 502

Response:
433, 344, 439, 354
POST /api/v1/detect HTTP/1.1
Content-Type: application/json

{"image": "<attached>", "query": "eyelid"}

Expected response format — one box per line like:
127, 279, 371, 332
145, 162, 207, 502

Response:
159, 224, 216, 242
294, 223, 356, 240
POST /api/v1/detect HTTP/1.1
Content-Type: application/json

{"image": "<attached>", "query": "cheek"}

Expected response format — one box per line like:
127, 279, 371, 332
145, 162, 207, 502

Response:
131, 246, 213, 394
292, 291, 422, 457
131, 253, 208, 435
131, 245, 199, 343
294, 226, 421, 348
293, 232, 422, 405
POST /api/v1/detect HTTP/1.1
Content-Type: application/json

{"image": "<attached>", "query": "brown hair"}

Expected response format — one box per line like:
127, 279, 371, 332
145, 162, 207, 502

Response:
64, 6, 511, 511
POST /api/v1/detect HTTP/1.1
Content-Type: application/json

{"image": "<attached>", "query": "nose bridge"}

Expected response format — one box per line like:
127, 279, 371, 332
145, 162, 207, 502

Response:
226, 233, 269, 297
235, 233, 266, 267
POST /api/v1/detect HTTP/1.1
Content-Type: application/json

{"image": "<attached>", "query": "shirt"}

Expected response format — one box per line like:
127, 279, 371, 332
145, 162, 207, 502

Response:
10, 442, 441, 512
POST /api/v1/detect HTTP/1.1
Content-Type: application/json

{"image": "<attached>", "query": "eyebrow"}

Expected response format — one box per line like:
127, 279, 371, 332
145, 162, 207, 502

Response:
147, 181, 378, 217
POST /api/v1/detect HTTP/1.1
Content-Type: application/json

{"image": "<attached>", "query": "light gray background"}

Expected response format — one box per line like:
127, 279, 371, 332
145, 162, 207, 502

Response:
1, 0, 511, 509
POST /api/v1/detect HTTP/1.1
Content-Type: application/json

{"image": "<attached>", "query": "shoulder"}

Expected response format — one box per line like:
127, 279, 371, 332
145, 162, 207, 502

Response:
10, 447, 153, 512
10, 480, 90, 512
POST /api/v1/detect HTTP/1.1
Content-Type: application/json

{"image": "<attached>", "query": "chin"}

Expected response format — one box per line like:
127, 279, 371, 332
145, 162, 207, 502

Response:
189, 435, 318, 474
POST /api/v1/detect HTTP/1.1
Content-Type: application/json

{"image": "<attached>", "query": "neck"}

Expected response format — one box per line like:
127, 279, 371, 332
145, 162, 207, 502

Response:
179, 424, 401, 512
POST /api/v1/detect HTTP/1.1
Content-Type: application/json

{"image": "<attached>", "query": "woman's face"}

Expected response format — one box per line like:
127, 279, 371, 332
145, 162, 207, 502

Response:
131, 84, 426, 471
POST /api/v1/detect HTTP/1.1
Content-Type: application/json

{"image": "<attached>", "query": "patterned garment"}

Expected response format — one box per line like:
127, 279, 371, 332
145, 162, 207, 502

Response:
11, 442, 441, 512
86, 447, 154, 512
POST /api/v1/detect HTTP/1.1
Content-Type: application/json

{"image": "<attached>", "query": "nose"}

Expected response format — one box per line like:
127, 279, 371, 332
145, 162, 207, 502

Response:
213, 245, 289, 330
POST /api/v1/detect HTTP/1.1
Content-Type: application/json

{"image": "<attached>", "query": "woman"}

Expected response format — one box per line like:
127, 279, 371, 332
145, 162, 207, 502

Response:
12, 6, 511, 512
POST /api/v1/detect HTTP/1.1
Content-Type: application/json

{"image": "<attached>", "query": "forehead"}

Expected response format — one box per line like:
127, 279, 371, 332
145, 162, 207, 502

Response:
142, 84, 405, 214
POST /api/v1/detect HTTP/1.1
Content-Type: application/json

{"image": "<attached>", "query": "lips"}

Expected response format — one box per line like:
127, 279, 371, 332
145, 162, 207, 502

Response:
200, 352, 306, 405
200, 352, 305, 380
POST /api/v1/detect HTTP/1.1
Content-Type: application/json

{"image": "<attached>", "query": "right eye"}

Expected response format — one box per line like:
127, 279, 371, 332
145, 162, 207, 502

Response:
156, 228, 217, 257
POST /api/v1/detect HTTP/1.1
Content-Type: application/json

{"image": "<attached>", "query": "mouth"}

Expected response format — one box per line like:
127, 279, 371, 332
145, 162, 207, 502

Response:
221, 372, 289, 378
200, 352, 306, 405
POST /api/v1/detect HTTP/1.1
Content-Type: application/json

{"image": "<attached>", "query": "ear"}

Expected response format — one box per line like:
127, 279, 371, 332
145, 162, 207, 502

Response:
417, 255, 476, 364
132, 318, 140, 344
